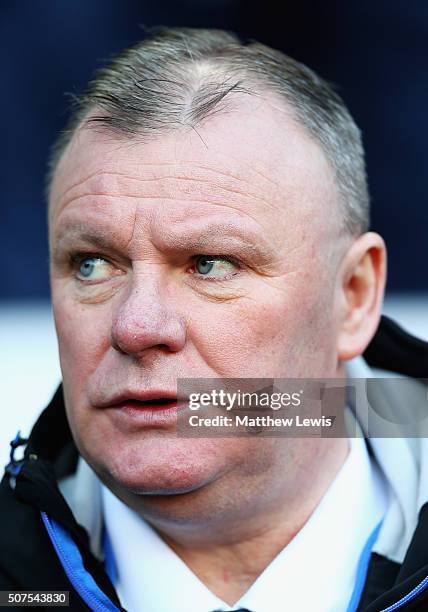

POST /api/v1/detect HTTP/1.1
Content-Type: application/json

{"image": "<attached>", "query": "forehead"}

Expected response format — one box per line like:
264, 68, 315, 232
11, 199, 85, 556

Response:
49, 94, 339, 238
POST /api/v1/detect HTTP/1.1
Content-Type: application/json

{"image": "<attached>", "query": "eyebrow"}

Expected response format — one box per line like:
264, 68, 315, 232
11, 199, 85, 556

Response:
51, 221, 276, 264
50, 225, 120, 261
159, 222, 275, 260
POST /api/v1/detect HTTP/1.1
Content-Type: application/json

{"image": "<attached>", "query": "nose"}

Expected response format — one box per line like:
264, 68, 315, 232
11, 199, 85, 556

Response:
110, 277, 187, 356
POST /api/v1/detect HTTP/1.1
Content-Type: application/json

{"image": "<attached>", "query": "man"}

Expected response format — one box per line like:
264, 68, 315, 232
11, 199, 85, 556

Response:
1, 27, 427, 612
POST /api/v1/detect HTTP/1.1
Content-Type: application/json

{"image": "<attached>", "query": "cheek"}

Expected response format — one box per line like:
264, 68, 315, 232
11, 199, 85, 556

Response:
52, 290, 111, 390
187, 278, 337, 378
186, 294, 293, 376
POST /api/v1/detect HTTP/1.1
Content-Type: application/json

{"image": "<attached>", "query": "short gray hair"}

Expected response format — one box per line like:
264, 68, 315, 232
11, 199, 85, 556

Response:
47, 27, 370, 234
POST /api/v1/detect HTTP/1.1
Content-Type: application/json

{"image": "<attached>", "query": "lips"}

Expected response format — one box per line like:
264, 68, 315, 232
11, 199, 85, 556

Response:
94, 389, 189, 429
95, 390, 181, 410
114, 398, 178, 410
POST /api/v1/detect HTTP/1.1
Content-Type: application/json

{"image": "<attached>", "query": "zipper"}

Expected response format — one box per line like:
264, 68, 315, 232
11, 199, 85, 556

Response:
41, 512, 121, 612
5, 431, 29, 485
380, 574, 428, 611
5, 431, 121, 611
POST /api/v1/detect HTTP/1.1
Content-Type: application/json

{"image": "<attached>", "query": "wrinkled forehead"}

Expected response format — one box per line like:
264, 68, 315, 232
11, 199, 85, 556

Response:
49, 94, 340, 236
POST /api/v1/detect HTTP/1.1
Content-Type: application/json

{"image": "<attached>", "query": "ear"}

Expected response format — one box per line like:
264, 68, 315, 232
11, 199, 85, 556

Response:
336, 232, 387, 361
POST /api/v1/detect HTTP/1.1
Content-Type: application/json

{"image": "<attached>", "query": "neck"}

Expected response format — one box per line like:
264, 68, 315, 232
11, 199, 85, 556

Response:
149, 437, 350, 605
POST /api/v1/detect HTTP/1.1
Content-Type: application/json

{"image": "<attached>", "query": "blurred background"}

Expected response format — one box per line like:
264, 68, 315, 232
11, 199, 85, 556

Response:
1, 1, 427, 466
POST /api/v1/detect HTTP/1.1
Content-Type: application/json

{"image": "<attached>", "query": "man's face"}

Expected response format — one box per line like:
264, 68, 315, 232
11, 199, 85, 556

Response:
49, 95, 346, 512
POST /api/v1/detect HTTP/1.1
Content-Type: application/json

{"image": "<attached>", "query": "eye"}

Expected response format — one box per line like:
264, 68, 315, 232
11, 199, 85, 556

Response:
75, 256, 116, 282
191, 256, 239, 280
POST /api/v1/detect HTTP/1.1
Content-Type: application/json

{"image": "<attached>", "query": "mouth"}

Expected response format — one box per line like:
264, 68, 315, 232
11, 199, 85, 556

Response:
97, 391, 186, 429
114, 398, 178, 410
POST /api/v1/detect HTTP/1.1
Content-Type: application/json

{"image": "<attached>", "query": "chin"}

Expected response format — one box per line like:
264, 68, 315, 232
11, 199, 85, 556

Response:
89, 443, 218, 498
110, 466, 211, 497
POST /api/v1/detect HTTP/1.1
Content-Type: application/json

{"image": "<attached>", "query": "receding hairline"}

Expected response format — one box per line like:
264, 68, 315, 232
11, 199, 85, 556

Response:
47, 85, 341, 228
46, 27, 370, 235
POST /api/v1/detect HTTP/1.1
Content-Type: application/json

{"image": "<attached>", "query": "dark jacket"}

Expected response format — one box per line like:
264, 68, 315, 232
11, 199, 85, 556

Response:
1, 315, 428, 611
